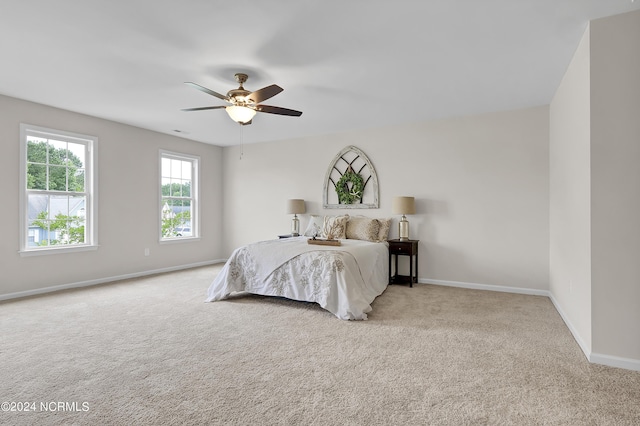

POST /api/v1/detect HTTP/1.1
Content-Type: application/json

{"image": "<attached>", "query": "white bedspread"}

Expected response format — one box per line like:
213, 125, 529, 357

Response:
206, 237, 388, 320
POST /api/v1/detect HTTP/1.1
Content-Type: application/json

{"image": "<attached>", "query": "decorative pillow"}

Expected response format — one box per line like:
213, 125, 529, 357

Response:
322, 215, 349, 239
303, 215, 325, 237
346, 216, 380, 242
376, 218, 392, 242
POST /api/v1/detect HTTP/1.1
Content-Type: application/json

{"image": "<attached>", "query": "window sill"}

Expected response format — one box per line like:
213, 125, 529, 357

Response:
160, 237, 201, 244
19, 245, 99, 257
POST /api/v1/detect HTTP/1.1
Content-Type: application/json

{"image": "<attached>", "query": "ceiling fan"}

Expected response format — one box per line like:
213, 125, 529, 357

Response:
182, 73, 303, 125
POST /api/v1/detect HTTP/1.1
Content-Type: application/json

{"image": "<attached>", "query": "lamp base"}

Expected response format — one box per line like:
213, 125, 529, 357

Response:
291, 215, 300, 237
398, 215, 409, 241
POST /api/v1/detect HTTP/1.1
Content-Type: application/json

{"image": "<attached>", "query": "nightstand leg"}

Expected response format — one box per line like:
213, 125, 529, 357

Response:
409, 255, 413, 288
394, 254, 398, 283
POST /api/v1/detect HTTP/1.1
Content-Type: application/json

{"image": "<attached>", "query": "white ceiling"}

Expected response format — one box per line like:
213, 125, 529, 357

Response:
1, 1, 639, 147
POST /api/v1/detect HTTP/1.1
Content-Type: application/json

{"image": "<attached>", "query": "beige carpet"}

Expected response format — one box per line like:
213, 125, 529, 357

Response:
1, 265, 639, 425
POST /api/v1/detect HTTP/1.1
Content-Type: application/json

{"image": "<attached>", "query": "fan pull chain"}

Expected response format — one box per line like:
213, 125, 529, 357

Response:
239, 123, 244, 160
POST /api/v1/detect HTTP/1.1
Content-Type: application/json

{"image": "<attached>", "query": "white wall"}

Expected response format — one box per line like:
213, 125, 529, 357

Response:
549, 9, 640, 368
549, 27, 592, 354
222, 106, 550, 291
0, 95, 224, 298
590, 10, 640, 362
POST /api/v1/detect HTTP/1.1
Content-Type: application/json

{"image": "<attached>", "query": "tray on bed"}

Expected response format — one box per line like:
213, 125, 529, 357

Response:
307, 238, 341, 246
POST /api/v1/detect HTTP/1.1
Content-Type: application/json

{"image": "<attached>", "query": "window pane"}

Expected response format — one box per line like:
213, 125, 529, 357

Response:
72, 168, 85, 192
67, 217, 86, 244
28, 227, 38, 246
27, 193, 52, 247
176, 200, 192, 237
68, 195, 86, 218
27, 163, 47, 190
161, 199, 177, 237
179, 199, 192, 225
49, 139, 67, 165
161, 177, 171, 196
49, 165, 67, 191
67, 142, 85, 167
27, 138, 48, 164
170, 159, 182, 178
66, 142, 85, 192
182, 180, 191, 197
181, 161, 191, 180
28, 194, 49, 221
161, 157, 171, 178
170, 179, 182, 197
50, 195, 70, 217
28, 219, 50, 247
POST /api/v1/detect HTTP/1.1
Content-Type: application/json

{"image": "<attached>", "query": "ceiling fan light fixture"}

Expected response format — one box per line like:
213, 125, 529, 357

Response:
225, 105, 256, 124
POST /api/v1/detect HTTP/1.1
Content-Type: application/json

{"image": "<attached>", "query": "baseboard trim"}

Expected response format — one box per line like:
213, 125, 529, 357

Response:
419, 277, 550, 297
547, 293, 591, 362
0, 259, 226, 302
590, 353, 640, 372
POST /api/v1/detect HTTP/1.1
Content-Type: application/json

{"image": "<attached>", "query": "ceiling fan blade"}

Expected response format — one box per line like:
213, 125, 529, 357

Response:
181, 106, 226, 112
184, 82, 229, 101
256, 104, 303, 117
248, 84, 283, 104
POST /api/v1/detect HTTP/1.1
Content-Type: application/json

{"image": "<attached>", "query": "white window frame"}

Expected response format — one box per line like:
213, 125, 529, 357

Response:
19, 123, 98, 256
159, 150, 200, 242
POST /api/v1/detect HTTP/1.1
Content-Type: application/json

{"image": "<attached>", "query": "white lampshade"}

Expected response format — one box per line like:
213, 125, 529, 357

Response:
225, 105, 257, 124
286, 199, 306, 214
392, 196, 416, 215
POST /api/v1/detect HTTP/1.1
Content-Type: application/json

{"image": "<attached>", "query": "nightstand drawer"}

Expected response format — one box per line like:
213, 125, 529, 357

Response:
389, 242, 411, 253
389, 240, 418, 253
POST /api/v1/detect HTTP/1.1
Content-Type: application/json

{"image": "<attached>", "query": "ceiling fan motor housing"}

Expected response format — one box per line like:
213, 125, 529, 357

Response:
234, 73, 249, 84
229, 73, 252, 103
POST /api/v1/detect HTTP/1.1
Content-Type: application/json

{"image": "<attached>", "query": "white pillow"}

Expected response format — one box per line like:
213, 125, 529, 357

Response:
303, 215, 325, 237
322, 215, 349, 239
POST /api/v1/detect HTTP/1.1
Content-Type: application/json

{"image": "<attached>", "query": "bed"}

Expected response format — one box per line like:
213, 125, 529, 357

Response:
206, 234, 389, 320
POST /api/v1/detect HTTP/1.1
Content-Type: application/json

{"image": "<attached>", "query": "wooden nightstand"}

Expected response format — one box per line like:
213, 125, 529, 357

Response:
388, 239, 419, 287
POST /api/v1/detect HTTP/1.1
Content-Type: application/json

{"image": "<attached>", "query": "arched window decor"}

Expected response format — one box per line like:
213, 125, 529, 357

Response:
323, 145, 379, 209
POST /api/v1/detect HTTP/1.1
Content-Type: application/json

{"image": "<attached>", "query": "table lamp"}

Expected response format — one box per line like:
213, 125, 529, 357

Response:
392, 196, 415, 241
286, 199, 306, 236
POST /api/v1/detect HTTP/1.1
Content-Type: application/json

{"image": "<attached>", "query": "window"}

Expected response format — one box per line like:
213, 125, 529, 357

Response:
20, 124, 97, 255
160, 150, 199, 241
